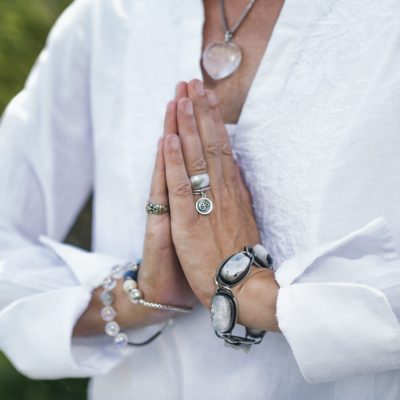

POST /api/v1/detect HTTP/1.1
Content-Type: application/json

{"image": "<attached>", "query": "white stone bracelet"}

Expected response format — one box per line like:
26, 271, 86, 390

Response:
100, 261, 172, 348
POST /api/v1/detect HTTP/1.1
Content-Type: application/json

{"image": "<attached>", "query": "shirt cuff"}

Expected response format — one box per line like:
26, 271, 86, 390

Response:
0, 237, 164, 379
275, 217, 400, 383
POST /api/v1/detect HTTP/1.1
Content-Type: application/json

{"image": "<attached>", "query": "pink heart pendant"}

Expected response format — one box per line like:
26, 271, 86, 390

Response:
202, 41, 242, 80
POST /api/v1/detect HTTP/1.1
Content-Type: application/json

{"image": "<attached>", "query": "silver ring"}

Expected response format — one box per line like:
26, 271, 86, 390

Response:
192, 186, 210, 195
146, 201, 170, 215
190, 173, 210, 191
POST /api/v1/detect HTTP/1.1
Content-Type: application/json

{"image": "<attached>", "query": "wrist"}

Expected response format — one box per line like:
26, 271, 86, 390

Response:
73, 282, 171, 338
208, 244, 279, 350
234, 269, 280, 332
114, 281, 172, 328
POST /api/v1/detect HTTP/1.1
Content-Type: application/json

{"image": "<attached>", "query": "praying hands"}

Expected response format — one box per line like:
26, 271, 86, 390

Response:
161, 79, 280, 334
74, 80, 279, 340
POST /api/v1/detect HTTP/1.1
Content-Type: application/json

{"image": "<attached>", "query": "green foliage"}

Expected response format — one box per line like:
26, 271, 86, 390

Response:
0, 1, 89, 398
0, 353, 87, 400
0, 0, 71, 113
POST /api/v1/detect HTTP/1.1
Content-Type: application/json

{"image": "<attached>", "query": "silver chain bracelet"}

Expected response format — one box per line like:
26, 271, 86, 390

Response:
100, 261, 191, 349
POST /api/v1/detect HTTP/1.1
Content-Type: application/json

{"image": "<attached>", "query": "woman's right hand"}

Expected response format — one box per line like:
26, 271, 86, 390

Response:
133, 83, 198, 322
74, 83, 196, 336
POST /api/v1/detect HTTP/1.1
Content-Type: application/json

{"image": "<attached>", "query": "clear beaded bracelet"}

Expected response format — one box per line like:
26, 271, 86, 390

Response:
100, 261, 192, 349
100, 261, 171, 348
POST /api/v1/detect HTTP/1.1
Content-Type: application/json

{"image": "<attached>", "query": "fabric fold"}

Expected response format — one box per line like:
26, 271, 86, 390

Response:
275, 217, 398, 288
39, 235, 126, 289
275, 218, 400, 383
0, 286, 129, 379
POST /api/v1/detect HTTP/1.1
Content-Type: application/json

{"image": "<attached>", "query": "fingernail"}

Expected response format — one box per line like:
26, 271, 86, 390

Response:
194, 80, 205, 96
166, 100, 176, 116
169, 134, 180, 150
206, 90, 218, 106
184, 100, 193, 115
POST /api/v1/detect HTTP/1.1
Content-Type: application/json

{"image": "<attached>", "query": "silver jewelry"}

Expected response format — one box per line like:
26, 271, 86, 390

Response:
190, 173, 214, 215
190, 173, 210, 191
100, 261, 173, 348
202, 0, 257, 80
123, 262, 193, 313
146, 201, 170, 215
193, 188, 214, 215
246, 244, 274, 270
210, 244, 273, 350
137, 298, 192, 313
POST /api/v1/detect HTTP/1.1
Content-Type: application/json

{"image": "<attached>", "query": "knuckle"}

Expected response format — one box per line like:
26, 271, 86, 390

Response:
207, 99, 219, 111
195, 101, 209, 116
188, 80, 206, 102
173, 181, 192, 197
169, 154, 183, 167
204, 140, 222, 156
221, 142, 233, 157
205, 89, 219, 108
191, 157, 207, 173
207, 101, 218, 111
187, 119, 198, 134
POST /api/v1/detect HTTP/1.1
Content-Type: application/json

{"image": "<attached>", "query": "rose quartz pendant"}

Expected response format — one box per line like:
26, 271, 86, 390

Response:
202, 41, 242, 80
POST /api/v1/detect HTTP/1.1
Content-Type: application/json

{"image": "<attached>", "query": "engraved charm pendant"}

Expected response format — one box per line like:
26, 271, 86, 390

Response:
202, 40, 242, 80
195, 192, 213, 215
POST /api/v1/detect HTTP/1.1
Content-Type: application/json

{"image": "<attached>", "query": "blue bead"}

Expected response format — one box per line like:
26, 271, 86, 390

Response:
124, 270, 138, 281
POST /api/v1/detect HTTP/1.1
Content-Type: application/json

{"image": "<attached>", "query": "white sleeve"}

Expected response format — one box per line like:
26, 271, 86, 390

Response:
0, 0, 150, 380
275, 218, 400, 383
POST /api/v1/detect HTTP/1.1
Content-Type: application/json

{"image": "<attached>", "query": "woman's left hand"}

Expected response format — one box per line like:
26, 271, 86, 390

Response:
162, 80, 280, 332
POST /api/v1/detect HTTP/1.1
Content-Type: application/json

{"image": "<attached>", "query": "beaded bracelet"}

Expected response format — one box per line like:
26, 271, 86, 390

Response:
100, 261, 171, 348
100, 261, 192, 348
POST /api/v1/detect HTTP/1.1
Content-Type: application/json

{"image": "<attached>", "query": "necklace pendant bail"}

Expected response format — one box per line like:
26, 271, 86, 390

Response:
202, 0, 256, 80
224, 31, 233, 42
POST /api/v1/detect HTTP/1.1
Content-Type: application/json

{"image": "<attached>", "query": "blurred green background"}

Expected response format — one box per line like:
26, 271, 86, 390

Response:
0, 0, 70, 112
0, 0, 91, 398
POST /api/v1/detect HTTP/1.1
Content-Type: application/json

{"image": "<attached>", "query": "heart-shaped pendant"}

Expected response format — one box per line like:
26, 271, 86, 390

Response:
202, 41, 242, 80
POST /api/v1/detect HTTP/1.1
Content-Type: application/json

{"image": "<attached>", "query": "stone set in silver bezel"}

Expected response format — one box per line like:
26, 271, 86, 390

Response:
216, 251, 254, 287
210, 287, 237, 335
210, 245, 273, 350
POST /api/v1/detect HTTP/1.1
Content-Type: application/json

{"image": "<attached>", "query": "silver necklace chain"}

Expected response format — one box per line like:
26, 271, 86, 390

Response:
219, 0, 257, 42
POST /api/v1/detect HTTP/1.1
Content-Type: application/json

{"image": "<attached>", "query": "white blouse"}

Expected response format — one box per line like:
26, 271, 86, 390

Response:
1, 0, 400, 398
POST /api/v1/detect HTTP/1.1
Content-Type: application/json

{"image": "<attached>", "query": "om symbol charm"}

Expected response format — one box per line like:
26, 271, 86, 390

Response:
195, 192, 213, 215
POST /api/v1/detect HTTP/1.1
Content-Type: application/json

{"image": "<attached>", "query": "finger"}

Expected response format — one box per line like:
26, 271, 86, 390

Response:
163, 134, 197, 228
164, 100, 178, 136
148, 137, 169, 217
163, 82, 187, 136
187, 79, 222, 186
175, 81, 188, 100
176, 98, 208, 178
152, 98, 177, 215
205, 89, 237, 183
